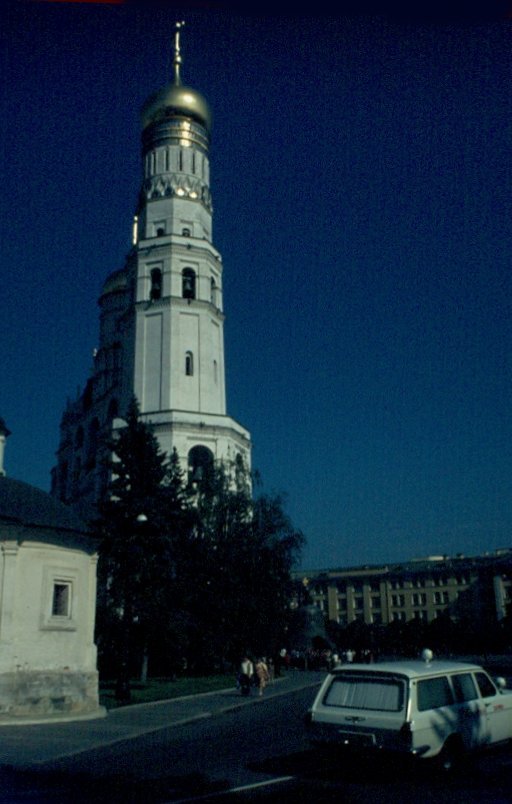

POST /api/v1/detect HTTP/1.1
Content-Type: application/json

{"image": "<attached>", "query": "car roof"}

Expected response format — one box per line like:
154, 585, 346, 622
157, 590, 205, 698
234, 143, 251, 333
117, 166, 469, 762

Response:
331, 660, 483, 679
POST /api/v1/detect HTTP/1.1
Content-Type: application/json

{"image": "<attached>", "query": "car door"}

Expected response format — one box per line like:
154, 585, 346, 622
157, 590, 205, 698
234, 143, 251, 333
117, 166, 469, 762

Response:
475, 671, 512, 745
449, 672, 489, 749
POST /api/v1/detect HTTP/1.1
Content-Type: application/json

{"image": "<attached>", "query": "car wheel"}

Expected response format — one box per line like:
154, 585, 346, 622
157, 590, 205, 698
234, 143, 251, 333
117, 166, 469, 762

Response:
435, 737, 464, 773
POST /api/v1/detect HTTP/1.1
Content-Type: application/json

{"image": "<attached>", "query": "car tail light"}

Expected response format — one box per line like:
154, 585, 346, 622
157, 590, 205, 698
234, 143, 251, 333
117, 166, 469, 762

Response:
399, 721, 413, 748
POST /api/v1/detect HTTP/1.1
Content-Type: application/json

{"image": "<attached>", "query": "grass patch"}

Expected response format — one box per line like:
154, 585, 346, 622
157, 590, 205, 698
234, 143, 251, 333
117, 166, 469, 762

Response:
99, 674, 235, 709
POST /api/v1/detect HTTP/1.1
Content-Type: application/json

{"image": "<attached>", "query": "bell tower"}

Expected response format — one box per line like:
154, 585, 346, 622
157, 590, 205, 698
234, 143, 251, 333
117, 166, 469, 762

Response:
130, 22, 251, 478
52, 23, 251, 507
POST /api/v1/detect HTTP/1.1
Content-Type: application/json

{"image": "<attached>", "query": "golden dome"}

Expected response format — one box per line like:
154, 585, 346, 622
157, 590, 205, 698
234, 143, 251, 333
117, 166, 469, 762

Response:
140, 21, 211, 133
141, 83, 211, 132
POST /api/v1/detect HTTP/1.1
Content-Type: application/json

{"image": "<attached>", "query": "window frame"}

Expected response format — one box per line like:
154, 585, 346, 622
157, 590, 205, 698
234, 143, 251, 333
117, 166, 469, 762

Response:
40, 567, 79, 631
182, 268, 196, 300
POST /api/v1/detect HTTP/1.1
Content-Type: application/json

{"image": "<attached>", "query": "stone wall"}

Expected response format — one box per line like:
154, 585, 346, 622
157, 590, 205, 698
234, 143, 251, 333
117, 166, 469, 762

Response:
0, 669, 105, 724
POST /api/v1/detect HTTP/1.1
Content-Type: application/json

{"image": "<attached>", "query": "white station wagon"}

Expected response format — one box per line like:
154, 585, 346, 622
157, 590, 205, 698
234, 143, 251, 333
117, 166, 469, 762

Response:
305, 651, 512, 770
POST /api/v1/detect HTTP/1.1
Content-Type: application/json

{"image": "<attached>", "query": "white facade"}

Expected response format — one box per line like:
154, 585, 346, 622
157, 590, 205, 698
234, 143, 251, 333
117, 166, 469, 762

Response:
0, 476, 104, 723
52, 27, 251, 509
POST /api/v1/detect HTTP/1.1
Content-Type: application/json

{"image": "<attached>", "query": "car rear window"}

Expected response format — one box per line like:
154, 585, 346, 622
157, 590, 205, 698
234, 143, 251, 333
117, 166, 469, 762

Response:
324, 674, 405, 712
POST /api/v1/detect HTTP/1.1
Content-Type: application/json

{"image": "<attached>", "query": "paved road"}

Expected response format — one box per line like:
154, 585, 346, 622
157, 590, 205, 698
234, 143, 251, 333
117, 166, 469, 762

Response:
1, 668, 511, 803
0, 671, 325, 802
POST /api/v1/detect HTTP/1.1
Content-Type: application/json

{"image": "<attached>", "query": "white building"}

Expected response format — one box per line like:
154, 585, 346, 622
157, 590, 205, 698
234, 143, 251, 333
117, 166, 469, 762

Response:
0, 424, 104, 724
51, 23, 251, 512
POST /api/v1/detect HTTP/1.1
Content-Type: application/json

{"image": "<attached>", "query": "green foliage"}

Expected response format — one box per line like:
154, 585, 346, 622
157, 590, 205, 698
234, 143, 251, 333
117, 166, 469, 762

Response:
94, 399, 190, 692
94, 399, 305, 682
176, 460, 305, 668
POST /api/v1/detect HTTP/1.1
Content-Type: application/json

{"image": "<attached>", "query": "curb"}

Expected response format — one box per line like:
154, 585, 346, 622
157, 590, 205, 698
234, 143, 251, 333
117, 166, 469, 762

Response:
28, 679, 323, 766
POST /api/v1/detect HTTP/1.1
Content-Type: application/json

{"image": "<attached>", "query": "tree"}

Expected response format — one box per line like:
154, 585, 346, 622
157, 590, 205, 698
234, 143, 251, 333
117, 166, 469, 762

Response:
94, 402, 306, 683
94, 398, 186, 700
181, 461, 305, 668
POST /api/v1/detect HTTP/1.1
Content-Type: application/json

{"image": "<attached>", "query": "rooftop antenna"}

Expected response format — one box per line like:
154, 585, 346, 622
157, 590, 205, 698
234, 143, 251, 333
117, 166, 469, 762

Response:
173, 20, 185, 85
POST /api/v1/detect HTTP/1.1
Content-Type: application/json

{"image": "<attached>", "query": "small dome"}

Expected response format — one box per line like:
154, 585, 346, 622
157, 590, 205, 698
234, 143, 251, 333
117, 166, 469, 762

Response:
101, 269, 128, 297
141, 82, 211, 133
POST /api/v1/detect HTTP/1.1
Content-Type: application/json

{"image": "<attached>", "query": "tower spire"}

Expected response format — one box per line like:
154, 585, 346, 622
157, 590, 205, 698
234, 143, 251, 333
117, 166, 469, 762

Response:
173, 20, 185, 86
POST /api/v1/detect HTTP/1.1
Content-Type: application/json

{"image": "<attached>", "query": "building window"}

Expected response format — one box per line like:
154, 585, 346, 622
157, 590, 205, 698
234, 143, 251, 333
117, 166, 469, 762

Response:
86, 418, 100, 470
182, 268, 196, 300
185, 351, 194, 376
107, 398, 119, 421
210, 277, 217, 305
52, 582, 71, 617
188, 445, 214, 486
59, 461, 68, 502
213, 359, 218, 383
182, 227, 191, 237
75, 427, 84, 449
72, 457, 81, 492
150, 268, 162, 300
41, 568, 78, 631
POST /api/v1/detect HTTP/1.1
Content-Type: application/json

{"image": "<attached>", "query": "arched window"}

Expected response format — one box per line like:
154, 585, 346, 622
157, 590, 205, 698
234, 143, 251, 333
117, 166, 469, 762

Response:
75, 426, 84, 450
112, 342, 122, 373
86, 418, 100, 470
107, 398, 119, 422
72, 456, 81, 492
150, 268, 162, 300
182, 227, 191, 237
182, 268, 196, 300
59, 461, 68, 502
188, 445, 214, 485
82, 379, 93, 412
210, 277, 217, 306
213, 360, 218, 383
185, 351, 194, 376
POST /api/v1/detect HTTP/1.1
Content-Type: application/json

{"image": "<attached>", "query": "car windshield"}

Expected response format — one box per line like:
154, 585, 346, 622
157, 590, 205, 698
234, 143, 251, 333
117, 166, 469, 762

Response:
324, 673, 406, 712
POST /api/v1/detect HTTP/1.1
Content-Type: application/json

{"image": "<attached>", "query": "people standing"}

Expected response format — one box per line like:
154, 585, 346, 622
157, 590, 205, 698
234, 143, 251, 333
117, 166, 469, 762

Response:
255, 657, 270, 696
239, 656, 254, 697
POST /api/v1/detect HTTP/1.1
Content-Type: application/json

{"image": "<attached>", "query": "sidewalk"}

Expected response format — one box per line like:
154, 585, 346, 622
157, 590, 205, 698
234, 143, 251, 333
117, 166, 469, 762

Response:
0, 671, 325, 770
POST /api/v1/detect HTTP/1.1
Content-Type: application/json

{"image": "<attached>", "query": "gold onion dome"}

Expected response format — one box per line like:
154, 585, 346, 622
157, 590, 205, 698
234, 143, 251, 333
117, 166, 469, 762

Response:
141, 22, 211, 133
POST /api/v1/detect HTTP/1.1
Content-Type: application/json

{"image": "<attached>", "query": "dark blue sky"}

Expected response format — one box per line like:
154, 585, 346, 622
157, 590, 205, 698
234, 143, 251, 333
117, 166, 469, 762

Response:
2, 1, 511, 569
